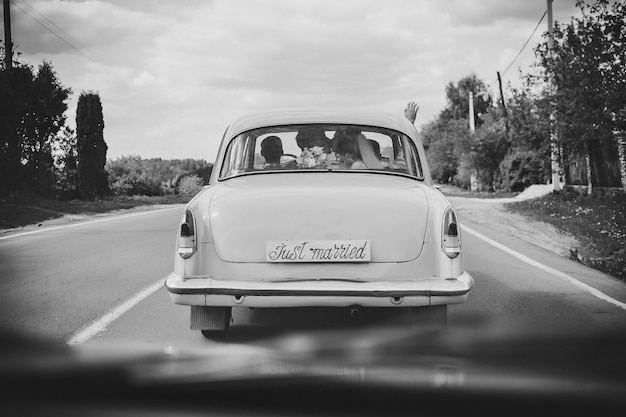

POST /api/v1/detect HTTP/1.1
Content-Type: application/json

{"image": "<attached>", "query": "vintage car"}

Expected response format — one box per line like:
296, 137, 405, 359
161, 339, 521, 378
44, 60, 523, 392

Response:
165, 109, 473, 336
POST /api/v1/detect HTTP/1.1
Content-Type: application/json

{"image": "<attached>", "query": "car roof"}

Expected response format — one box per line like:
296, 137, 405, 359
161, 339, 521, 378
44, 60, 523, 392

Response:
225, 108, 419, 140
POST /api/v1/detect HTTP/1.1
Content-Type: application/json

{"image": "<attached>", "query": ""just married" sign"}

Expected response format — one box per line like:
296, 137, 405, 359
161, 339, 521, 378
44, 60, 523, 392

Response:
266, 240, 371, 263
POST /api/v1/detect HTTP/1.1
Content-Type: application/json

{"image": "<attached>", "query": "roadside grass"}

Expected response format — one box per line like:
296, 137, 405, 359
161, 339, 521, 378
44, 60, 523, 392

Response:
0, 194, 190, 230
436, 184, 517, 199
505, 189, 626, 281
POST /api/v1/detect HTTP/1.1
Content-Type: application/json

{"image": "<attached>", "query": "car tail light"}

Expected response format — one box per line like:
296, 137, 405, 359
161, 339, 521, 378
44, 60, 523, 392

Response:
442, 208, 461, 258
177, 208, 197, 259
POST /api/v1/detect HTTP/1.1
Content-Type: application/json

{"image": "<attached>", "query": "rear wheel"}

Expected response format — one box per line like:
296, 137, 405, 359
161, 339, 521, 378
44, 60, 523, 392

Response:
200, 328, 229, 338
410, 305, 447, 331
190, 306, 232, 338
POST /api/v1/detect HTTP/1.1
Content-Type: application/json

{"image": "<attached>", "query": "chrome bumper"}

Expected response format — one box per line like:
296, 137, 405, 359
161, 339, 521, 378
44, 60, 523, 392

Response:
164, 272, 473, 308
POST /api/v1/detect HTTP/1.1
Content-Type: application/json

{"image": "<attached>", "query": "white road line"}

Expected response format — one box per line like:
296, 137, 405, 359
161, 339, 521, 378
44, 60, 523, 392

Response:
67, 277, 170, 345
61, 220, 625, 345
0, 206, 182, 241
463, 224, 626, 311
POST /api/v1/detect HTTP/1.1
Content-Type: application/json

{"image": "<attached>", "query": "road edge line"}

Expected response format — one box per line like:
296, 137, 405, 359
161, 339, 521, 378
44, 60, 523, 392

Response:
0, 206, 183, 241
67, 277, 168, 345
463, 224, 626, 311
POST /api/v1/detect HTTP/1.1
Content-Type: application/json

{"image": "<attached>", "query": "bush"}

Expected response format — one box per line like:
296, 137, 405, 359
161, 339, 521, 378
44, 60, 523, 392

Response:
106, 156, 211, 197
178, 175, 204, 197
498, 149, 549, 192
453, 159, 472, 189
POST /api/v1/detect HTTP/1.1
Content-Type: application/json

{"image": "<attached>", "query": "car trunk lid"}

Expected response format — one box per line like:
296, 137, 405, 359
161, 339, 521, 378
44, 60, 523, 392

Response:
208, 173, 429, 263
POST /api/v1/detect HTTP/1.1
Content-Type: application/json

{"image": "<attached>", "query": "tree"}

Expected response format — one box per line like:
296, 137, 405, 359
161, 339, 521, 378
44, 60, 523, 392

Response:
0, 52, 71, 197
107, 155, 162, 196
54, 126, 79, 200
455, 113, 510, 191
178, 174, 203, 197
421, 118, 468, 184
440, 74, 493, 127
0, 46, 33, 196
498, 79, 552, 191
19, 62, 71, 196
76, 91, 108, 199
536, 0, 625, 193
106, 156, 212, 196
421, 74, 506, 190
600, 1, 626, 190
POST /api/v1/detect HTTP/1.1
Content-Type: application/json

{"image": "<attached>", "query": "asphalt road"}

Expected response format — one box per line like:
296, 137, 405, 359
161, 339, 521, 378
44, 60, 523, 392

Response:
1, 202, 625, 348
0, 207, 181, 343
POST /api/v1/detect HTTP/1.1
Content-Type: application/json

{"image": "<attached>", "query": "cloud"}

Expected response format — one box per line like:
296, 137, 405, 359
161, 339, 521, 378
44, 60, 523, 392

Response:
150, 1, 440, 103
131, 71, 160, 88
11, 0, 165, 56
9, 0, 587, 161
445, 0, 579, 26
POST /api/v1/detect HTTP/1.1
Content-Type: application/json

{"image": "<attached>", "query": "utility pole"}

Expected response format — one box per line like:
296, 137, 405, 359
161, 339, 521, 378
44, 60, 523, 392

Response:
2, 0, 19, 196
547, 0, 562, 192
3, 0, 12, 70
468, 91, 476, 134
468, 91, 478, 191
497, 71, 509, 136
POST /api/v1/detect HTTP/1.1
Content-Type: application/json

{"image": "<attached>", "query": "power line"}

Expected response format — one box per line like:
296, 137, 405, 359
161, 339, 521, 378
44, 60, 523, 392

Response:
490, 9, 548, 87
20, 0, 92, 54
9, 0, 176, 112
501, 9, 547, 77
11, 0, 97, 64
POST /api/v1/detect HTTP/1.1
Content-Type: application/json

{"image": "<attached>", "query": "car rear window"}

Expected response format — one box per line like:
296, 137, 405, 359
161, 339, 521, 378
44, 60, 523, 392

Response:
219, 124, 423, 180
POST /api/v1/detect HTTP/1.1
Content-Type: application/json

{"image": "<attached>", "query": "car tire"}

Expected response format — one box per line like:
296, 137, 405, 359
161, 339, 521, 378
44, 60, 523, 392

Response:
410, 305, 447, 331
201, 328, 229, 339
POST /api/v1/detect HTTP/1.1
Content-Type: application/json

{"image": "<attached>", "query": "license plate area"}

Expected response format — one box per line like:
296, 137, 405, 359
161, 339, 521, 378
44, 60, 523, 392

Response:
266, 240, 370, 263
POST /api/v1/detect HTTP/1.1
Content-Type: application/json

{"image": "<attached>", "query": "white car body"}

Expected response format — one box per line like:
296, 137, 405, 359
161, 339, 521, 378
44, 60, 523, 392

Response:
165, 109, 473, 334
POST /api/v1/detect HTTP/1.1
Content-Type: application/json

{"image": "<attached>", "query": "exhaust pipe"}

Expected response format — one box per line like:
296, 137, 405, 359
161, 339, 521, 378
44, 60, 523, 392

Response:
349, 306, 361, 317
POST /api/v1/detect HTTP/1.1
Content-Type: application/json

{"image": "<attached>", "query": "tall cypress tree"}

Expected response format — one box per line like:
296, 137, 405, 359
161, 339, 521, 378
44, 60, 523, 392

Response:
76, 91, 108, 199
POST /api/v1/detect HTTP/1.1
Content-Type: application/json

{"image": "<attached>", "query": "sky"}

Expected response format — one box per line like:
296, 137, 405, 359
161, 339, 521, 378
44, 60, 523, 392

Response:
3, 0, 584, 162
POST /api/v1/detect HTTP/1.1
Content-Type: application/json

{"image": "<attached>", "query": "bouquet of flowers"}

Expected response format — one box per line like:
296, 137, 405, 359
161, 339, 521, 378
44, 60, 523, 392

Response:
298, 146, 327, 169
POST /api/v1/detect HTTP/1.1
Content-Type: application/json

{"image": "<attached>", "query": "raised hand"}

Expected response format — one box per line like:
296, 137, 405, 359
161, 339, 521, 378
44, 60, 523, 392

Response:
403, 101, 419, 124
